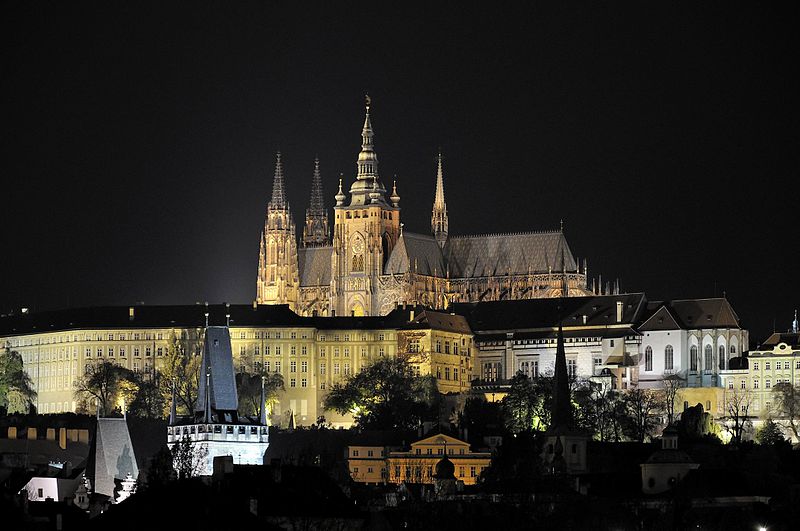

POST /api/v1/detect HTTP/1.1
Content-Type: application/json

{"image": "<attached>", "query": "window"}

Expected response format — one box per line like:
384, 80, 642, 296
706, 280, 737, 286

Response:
728, 380, 734, 389
344, 348, 350, 358
766, 379, 771, 389
704, 345, 713, 372
290, 378, 296, 388
264, 361, 271, 372
645, 346, 653, 371
276, 346, 281, 356
445, 367, 450, 380
290, 346, 296, 356
301, 345, 307, 356
785, 361, 791, 370
765, 361, 771, 370
754, 379, 759, 389
344, 363, 350, 375
334, 363, 340, 375
301, 378, 307, 388
445, 342, 450, 354
275, 361, 282, 373
753, 361, 759, 370
290, 361, 297, 373
120, 347, 126, 357
290, 332, 297, 339
690, 346, 698, 371
718, 345, 726, 370
741, 379, 746, 389
664, 345, 673, 370
567, 359, 577, 378
301, 361, 308, 373
435, 340, 441, 353
108, 347, 114, 357
145, 346, 151, 357
470, 466, 476, 478
97, 347, 103, 357
379, 347, 385, 357
320, 362, 326, 375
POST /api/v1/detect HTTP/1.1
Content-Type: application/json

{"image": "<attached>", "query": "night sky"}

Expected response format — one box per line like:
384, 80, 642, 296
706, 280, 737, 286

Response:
2, 2, 798, 344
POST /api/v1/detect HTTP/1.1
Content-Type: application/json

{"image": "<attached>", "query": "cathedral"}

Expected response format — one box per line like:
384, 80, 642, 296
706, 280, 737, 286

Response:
256, 99, 595, 317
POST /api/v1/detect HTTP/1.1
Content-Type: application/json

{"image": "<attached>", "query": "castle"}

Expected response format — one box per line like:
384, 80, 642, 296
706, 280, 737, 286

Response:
256, 98, 595, 317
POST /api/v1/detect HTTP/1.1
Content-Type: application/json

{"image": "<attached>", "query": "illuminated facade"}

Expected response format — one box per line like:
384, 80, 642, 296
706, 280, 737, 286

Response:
1, 304, 407, 426
347, 433, 491, 486
256, 99, 595, 317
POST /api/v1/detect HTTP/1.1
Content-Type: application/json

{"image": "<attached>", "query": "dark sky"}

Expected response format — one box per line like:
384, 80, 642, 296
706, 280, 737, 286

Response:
2, 1, 798, 344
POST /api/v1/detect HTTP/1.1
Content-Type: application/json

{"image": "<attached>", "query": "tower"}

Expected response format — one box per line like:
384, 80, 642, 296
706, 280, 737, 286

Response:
256, 152, 300, 309
331, 96, 401, 316
431, 151, 449, 248
302, 157, 330, 247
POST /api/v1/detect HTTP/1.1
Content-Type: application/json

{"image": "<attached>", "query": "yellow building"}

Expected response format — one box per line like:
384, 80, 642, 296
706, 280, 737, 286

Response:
397, 310, 475, 394
348, 433, 491, 486
0, 304, 414, 427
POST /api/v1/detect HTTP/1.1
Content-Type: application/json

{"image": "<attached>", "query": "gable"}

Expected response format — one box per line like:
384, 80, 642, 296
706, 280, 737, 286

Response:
639, 305, 682, 331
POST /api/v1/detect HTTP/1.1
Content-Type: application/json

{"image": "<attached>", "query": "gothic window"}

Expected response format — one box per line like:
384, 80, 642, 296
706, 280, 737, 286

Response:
689, 345, 698, 371
645, 346, 653, 371
718, 345, 726, 370
730, 345, 736, 355
352, 254, 364, 272
664, 345, 674, 370
704, 345, 713, 372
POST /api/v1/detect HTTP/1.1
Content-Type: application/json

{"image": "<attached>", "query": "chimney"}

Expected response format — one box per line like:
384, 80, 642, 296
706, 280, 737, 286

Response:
615, 301, 623, 323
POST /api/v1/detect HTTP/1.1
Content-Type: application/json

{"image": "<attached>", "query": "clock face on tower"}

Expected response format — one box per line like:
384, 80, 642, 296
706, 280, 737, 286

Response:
352, 235, 364, 254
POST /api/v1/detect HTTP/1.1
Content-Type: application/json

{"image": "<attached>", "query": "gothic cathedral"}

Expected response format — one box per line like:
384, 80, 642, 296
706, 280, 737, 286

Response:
256, 99, 596, 317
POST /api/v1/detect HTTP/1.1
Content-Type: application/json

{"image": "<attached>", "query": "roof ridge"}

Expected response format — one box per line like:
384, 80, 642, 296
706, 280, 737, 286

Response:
449, 229, 561, 240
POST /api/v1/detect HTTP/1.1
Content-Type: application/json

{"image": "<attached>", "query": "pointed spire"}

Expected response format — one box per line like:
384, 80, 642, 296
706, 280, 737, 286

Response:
551, 320, 573, 430
260, 375, 267, 425
335, 174, 346, 206
793, 310, 798, 334
357, 94, 378, 182
169, 378, 177, 425
269, 152, 288, 210
303, 157, 329, 247
390, 178, 400, 207
431, 150, 449, 248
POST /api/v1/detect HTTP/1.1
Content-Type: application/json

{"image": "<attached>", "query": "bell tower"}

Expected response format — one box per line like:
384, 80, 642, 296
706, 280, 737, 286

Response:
256, 152, 300, 310
331, 96, 401, 316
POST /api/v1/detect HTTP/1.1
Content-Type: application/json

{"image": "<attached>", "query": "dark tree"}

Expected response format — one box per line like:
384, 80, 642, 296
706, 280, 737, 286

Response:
236, 372, 284, 417
0, 347, 36, 414
623, 388, 662, 442
773, 382, 800, 440
74, 360, 136, 416
323, 357, 438, 430
502, 372, 553, 433
756, 418, 787, 446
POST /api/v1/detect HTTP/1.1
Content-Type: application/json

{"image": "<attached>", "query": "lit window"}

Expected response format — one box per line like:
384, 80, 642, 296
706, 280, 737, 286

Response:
645, 346, 653, 371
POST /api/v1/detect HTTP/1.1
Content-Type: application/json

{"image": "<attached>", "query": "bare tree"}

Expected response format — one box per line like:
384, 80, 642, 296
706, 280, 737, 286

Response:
722, 386, 753, 444
662, 374, 686, 426
74, 361, 135, 416
624, 388, 663, 442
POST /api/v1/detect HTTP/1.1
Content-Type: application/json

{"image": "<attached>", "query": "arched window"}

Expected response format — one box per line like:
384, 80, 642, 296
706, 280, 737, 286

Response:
730, 344, 737, 355
645, 346, 653, 371
718, 345, 726, 370
690, 346, 698, 372
704, 344, 713, 372
665, 345, 674, 370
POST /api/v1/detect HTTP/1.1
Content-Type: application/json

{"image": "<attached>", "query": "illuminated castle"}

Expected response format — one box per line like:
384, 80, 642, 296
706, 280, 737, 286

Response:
256, 98, 596, 317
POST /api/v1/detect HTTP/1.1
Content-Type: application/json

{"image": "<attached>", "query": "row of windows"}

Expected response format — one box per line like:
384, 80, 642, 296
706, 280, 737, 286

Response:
751, 360, 800, 371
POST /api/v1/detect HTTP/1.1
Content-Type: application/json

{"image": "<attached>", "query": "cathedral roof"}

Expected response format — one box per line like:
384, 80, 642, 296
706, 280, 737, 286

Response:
384, 232, 446, 276
298, 246, 332, 287
443, 231, 576, 278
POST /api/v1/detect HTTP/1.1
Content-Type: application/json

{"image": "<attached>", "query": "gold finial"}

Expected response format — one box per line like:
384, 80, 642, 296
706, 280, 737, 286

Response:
365, 93, 371, 110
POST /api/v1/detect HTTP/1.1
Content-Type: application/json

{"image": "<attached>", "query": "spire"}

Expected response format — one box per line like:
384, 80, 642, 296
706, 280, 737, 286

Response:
357, 94, 378, 182
169, 378, 177, 425
335, 176, 346, 206
303, 157, 330, 247
309, 157, 324, 214
793, 310, 798, 334
551, 320, 573, 430
269, 152, 288, 211
260, 375, 267, 425
390, 178, 400, 207
431, 150, 449, 248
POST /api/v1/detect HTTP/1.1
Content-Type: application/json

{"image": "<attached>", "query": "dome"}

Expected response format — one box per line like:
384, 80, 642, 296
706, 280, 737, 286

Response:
434, 455, 456, 480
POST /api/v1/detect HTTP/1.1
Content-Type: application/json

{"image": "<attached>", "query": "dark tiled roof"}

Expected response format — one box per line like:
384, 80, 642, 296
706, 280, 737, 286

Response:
402, 310, 472, 335
92, 418, 138, 498
451, 293, 648, 334
639, 298, 742, 330
757, 332, 800, 349
298, 246, 332, 287
196, 327, 239, 414
384, 232, 445, 276
444, 231, 576, 277
0, 304, 307, 336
